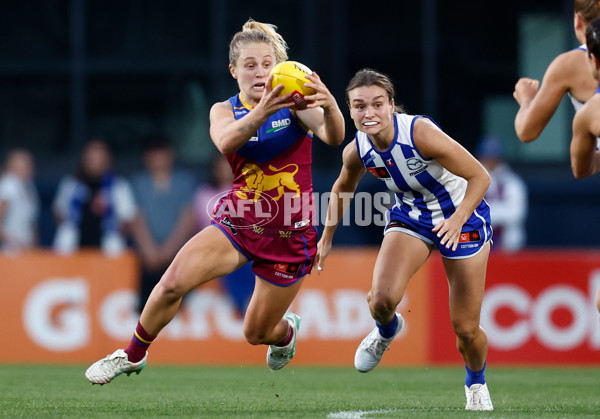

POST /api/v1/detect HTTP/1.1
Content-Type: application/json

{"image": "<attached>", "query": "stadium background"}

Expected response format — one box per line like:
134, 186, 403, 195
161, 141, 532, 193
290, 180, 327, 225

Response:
2, 0, 598, 247
2, 0, 600, 367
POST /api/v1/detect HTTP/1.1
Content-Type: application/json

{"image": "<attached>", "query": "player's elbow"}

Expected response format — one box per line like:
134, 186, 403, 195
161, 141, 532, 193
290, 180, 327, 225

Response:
571, 165, 591, 179
483, 170, 491, 188
515, 119, 540, 143
322, 131, 345, 147
515, 127, 538, 143
478, 169, 491, 192
332, 130, 345, 146
332, 137, 345, 147
215, 139, 238, 156
517, 134, 537, 144
570, 157, 592, 178
570, 150, 594, 178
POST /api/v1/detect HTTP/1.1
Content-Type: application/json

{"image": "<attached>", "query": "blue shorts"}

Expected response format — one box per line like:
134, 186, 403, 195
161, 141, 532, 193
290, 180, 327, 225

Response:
384, 200, 492, 259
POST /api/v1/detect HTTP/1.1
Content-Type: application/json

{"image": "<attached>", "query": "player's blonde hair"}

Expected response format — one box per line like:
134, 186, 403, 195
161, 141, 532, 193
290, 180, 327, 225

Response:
345, 69, 405, 113
575, 0, 600, 24
228, 18, 288, 66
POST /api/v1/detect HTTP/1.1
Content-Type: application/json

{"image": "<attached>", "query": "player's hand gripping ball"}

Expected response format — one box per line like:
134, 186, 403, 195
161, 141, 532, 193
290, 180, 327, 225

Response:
270, 61, 316, 110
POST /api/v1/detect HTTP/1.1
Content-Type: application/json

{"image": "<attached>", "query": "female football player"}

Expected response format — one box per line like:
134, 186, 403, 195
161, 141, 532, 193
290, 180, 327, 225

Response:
316, 69, 494, 411
85, 18, 344, 384
570, 17, 600, 313
514, 0, 600, 142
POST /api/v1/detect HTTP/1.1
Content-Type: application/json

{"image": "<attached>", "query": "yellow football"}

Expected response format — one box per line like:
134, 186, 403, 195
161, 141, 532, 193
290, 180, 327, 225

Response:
271, 61, 316, 109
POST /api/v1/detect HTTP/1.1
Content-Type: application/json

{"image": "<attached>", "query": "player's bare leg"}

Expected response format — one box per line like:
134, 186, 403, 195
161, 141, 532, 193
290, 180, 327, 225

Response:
355, 232, 431, 372
140, 226, 247, 334
85, 226, 247, 384
244, 276, 304, 369
444, 242, 493, 410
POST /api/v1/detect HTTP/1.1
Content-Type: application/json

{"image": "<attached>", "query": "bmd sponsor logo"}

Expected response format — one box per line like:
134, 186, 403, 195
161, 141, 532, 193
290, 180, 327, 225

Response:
266, 118, 292, 133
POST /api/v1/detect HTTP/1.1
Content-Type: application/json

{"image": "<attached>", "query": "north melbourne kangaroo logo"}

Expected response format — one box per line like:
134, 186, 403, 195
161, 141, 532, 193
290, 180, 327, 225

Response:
236, 163, 301, 201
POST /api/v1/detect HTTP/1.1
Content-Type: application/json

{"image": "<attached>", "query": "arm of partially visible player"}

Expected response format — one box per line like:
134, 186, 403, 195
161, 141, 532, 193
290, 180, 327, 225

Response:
514, 52, 573, 143
570, 98, 600, 179
209, 76, 294, 155
413, 118, 491, 251
0, 200, 9, 245
295, 72, 345, 147
315, 142, 366, 271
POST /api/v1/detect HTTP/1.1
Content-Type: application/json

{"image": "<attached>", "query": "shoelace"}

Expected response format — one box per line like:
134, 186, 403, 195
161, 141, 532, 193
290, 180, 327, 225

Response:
363, 338, 390, 356
470, 387, 490, 407
101, 352, 127, 367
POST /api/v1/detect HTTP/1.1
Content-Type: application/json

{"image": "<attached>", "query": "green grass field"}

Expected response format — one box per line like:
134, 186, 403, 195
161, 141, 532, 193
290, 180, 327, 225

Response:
1, 364, 598, 418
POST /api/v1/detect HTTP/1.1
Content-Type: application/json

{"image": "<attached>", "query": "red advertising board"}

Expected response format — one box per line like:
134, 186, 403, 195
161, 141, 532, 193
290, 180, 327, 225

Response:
429, 250, 600, 365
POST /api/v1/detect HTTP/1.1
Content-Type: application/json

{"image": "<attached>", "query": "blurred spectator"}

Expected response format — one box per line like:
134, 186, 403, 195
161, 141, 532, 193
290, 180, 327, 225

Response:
130, 135, 196, 310
0, 149, 39, 253
194, 154, 254, 316
193, 154, 233, 228
52, 139, 137, 256
477, 135, 528, 253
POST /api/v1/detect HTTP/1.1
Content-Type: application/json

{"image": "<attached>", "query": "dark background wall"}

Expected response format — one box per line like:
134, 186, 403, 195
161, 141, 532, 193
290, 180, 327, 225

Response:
1, 0, 597, 248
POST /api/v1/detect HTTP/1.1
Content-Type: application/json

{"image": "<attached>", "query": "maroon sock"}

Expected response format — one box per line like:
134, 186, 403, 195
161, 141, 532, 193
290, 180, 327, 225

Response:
125, 321, 156, 363
275, 325, 293, 347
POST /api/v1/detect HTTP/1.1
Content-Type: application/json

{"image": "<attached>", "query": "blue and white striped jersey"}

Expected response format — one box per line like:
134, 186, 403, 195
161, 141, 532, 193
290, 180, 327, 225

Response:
356, 113, 467, 229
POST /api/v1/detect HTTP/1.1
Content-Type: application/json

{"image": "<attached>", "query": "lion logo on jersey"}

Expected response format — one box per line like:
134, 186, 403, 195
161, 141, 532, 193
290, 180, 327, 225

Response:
236, 163, 301, 201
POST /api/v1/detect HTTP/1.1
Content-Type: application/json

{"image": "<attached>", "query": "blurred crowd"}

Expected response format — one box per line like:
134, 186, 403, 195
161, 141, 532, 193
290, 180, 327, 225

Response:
0, 133, 528, 313
0, 136, 253, 315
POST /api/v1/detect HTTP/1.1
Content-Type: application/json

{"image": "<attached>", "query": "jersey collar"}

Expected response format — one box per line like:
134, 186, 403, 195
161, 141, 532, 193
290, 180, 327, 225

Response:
239, 93, 254, 110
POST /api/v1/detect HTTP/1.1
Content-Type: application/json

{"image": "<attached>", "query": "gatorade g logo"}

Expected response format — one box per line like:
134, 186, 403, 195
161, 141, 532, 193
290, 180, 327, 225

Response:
236, 163, 301, 202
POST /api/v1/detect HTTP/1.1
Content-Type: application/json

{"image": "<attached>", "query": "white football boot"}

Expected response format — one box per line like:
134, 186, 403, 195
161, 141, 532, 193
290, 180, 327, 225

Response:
267, 313, 300, 370
354, 313, 404, 373
465, 383, 494, 411
85, 349, 147, 385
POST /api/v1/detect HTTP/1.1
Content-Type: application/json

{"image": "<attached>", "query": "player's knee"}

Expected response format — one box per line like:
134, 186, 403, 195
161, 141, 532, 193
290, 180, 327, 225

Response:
369, 292, 398, 321
243, 325, 267, 346
452, 322, 479, 345
155, 271, 187, 302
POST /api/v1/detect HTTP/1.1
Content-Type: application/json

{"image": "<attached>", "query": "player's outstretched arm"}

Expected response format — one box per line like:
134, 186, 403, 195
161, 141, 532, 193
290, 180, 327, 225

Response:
513, 53, 574, 143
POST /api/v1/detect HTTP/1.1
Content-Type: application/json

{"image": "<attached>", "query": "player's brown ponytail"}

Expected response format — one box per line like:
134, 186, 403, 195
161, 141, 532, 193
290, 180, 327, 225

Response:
575, 0, 600, 24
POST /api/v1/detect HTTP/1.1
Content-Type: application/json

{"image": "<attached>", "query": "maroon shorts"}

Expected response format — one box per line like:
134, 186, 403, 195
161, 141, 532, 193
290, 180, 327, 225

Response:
212, 214, 317, 286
